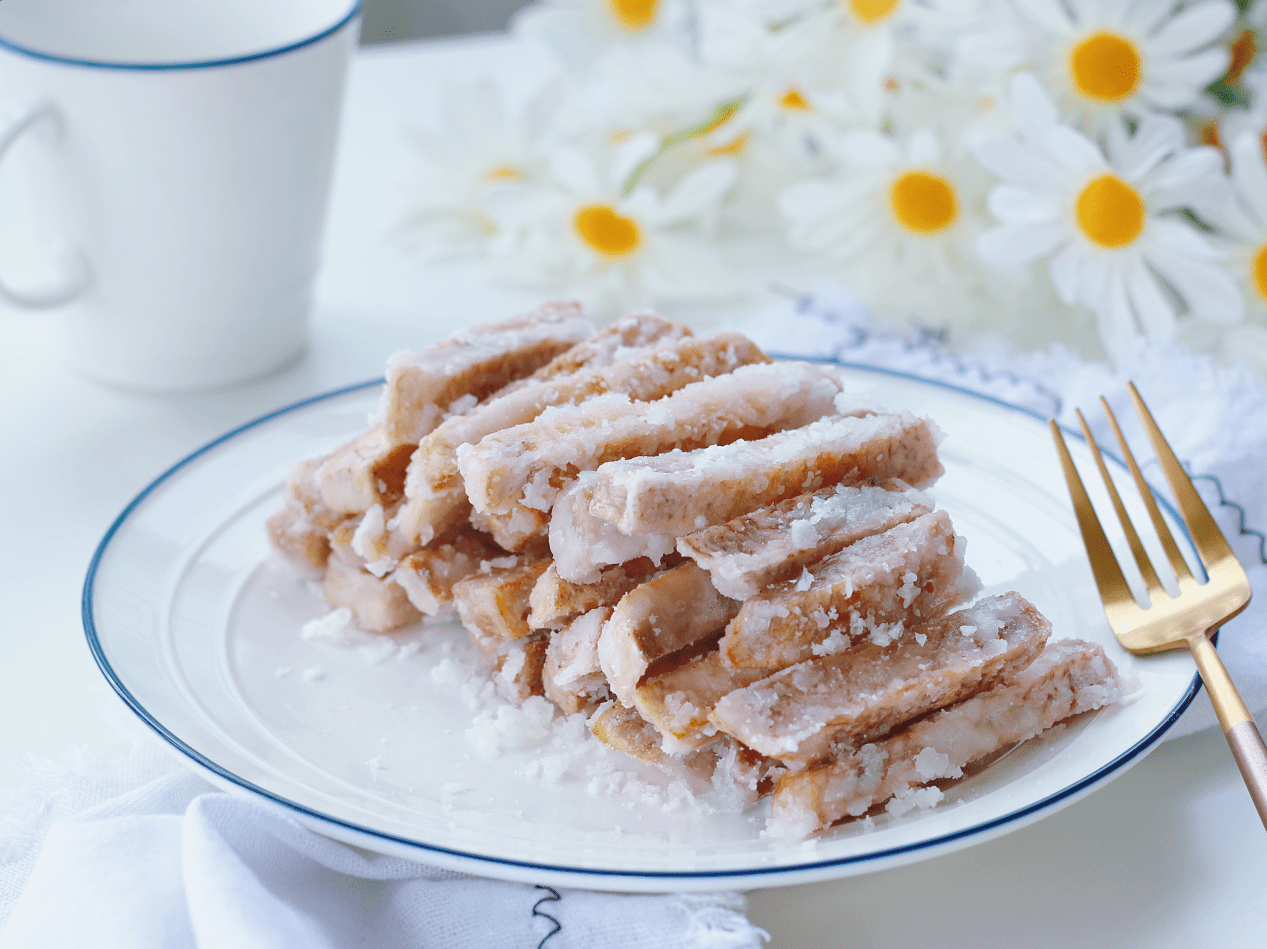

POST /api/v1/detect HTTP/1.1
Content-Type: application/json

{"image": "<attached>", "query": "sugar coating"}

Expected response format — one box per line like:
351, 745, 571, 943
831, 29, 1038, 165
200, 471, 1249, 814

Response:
458, 360, 844, 517
527, 557, 665, 631
391, 527, 502, 616
579, 410, 943, 544
549, 473, 679, 583
395, 330, 764, 546
721, 511, 976, 670
543, 608, 612, 714
768, 638, 1122, 836
597, 562, 742, 707
711, 592, 1050, 764
382, 301, 593, 444
678, 480, 932, 599
633, 648, 771, 746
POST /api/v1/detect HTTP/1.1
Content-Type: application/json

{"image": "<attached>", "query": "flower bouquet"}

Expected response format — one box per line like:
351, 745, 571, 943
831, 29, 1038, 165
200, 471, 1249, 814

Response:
403, 0, 1267, 374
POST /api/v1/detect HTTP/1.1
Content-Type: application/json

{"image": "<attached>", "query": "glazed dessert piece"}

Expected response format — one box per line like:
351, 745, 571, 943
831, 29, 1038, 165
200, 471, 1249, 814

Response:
586, 409, 944, 537
710, 592, 1051, 765
632, 648, 772, 752
382, 300, 594, 444
321, 555, 421, 633
458, 360, 846, 520
395, 330, 767, 547
527, 557, 669, 631
391, 526, 503, 616
512, 311, 692, 387
549, 410, 944, 583
596, 562, 742, 707
588, 702, 720, 786
768, 638, 1121, 836
677, 480, 931, 600
314, 426, 416, 516
451, 548, 551, 643
719, 510, 978, 671
542, 607, 611, 714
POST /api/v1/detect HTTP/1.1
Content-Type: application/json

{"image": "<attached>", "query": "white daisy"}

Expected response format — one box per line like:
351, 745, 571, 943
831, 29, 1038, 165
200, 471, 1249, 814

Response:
512, 0, 693, 64
491, 138, 741, 315
779, 126, 997, 324
1193, 130, 1267, 325
399, 80, 554, 260
975, 74, 1242, 362
967, 0, 1236, 137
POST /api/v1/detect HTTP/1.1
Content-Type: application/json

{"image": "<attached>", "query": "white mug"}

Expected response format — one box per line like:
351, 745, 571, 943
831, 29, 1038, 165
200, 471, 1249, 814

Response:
0, 0, 361, 391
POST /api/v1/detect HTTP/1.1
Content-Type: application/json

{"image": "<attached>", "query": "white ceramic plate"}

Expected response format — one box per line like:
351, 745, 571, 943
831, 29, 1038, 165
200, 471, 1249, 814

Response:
83, 365, 1201, 892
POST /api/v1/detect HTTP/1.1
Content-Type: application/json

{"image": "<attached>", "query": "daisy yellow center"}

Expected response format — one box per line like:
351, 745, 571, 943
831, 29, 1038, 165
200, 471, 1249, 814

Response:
609, 0, 658, 31
575, 205, 641, 256
1075, 175, 1145, 248
484, 165, 524, 181
1070, 32, 1141, 102
1252, 244, 1267, 302
779, 88, 810, 110
846, 0, 900, 25
889, 171, 957, 234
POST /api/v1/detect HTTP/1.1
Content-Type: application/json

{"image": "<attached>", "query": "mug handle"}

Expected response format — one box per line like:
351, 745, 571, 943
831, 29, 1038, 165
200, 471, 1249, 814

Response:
0, 100, 91, 309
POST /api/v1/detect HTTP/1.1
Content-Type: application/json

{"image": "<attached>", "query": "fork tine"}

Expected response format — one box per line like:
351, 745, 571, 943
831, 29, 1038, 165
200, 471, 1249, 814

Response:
1126, 382, 1237, 577
1049, 420, 1136, 608
1099, 395, 1194, 586
1075, 408, 1166, 598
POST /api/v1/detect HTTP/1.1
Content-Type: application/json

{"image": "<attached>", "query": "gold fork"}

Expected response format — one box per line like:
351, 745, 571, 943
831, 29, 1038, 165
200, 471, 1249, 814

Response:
1049, 382, 1267, 830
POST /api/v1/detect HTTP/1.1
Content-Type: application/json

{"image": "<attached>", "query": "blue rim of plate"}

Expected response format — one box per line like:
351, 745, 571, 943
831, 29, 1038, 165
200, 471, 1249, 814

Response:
0, 1, 361, 71
80, 360, 1204, 885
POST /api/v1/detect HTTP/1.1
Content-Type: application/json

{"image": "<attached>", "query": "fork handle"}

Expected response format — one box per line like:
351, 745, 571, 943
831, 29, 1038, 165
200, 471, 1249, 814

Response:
1189, 633, 1267, 831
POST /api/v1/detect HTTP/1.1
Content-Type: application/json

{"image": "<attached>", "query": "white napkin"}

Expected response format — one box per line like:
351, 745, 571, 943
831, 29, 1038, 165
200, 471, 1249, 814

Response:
0, 744, 765, 949
740, 282, 1267, 739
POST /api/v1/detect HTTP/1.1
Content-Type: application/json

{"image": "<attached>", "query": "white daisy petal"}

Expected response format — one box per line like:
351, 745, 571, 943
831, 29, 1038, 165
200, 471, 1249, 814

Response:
1231, 133, 1267, 225
1124, 262, 1177, 338
1111, 115, 1182, 181
987, 185, 1062, 224
1044, 126, 1106, 176
1138, 147, 1224, 196
977, 221, 1067, 266
1127, 0, 1178, 34
1149, 218, 1223, 261
1096, 271, 1140, 364
907, 128, 941, 165
973, 136, 1070, 191
1145, 48, 1233, 98
1076, 248, 1114, 313
1149, 245, 1245, 324
1147, 1, 1237, 58
842, 130, 901, 169
1048, 243, 1083, 305
658, 159, 739, 224
1008, 73, 1061, 141
1013, 0, 1074, 36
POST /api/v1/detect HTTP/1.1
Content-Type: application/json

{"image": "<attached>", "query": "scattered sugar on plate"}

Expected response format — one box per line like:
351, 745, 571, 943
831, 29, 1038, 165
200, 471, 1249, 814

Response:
301, 607, 354, 644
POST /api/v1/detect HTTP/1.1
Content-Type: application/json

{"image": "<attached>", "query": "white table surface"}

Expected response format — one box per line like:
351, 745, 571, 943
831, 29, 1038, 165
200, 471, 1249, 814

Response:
1, 34, 1263, 949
